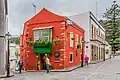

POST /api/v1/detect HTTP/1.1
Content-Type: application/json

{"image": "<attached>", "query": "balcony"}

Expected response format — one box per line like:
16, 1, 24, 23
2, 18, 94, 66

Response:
34, 43, 52, 54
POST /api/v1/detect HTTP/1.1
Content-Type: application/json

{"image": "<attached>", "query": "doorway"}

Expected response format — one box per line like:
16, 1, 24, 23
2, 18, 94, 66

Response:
40, 54, 46, 70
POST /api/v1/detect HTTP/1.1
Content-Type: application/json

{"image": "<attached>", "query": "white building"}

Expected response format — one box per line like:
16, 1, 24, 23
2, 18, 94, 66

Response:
0, 0, 8, 75
10, 43, 20, 70
69, 11, 106, 63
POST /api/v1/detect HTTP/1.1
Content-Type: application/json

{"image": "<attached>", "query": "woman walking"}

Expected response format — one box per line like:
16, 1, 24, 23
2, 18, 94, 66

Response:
84, 55, 89, 68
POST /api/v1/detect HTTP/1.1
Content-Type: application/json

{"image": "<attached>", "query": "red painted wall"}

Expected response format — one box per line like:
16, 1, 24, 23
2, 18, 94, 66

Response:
20, 8, 84, 71
65, 24, 84, 68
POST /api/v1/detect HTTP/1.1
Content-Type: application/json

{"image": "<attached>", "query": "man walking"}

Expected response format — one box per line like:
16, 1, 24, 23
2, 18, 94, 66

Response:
18, 59, 23, 74
45, 54, 50, 73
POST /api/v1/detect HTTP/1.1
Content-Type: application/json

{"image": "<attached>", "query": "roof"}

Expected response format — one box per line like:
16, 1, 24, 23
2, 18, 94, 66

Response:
23, 8, 84, 34
25, 8, 66, 25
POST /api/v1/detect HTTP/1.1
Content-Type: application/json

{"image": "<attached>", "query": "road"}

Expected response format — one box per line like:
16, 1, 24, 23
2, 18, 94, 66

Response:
1, 56, 120, 80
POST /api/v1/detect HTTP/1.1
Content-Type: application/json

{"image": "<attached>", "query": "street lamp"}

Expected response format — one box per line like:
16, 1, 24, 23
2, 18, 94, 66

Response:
101, 42, 107, 61
5, 32, 11, 77
81, 41, 89, 67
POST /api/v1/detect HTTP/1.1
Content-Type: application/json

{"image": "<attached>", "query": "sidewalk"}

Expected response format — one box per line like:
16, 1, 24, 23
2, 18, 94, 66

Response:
26, 63, 82, 72
20, 58, 112, 72
0, 71, 14, 78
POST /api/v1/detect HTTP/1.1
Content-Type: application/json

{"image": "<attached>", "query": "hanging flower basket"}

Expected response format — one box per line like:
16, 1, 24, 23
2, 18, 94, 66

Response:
26, 40, 34, 46
53, 38, 60, 45
77, 44, 81, 49
71, 37, 75, 40
26, 40, 29, 44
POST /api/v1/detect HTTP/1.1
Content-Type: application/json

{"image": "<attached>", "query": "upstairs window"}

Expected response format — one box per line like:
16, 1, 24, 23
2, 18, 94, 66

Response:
75, 34, 78, 48
34, 28, 52, 42
70, 32, 74, 47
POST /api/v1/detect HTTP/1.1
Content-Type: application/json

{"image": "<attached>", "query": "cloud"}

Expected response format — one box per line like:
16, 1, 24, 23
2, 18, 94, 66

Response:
8, 0, 120, 35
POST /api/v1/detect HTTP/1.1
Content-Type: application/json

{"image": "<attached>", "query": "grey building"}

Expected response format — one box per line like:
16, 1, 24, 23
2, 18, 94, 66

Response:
0, 0, 8, 75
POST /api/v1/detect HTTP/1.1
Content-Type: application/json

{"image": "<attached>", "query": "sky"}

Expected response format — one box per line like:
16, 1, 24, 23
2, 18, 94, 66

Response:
8, 0, 120, 36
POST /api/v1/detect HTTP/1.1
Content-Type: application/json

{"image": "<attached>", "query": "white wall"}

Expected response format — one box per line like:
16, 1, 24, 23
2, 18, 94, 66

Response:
69, 12, 90, 42
0, 0, 7, 75
69, 12, 105, 63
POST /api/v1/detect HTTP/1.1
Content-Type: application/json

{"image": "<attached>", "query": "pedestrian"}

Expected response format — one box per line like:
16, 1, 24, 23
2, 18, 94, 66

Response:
45, 54, 51, 73
84, 55, 89, 68
17, 59, 23, 74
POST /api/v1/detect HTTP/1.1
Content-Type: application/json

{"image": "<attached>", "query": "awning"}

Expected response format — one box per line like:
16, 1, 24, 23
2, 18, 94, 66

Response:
33, 26, 53, 30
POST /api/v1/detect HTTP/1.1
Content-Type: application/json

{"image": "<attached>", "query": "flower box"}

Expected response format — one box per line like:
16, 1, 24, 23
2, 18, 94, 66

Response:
34, 43, 52, 54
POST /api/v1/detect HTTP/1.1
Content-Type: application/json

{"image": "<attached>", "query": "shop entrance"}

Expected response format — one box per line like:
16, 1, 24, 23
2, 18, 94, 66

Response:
40, 54, 46, 70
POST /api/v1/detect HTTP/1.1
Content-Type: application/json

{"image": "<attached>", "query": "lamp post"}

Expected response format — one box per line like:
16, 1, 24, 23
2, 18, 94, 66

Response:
101, 43, 106, 61
32, 3, 36, 14
5, 32, 11, 77
81, 41, 89, 67
103, 44, 106, 61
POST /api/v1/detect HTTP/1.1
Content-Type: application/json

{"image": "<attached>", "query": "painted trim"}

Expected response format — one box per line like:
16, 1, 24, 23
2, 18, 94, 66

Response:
32, 26, 53, 30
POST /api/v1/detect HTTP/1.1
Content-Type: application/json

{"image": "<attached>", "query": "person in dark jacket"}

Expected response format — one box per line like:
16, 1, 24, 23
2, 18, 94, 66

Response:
18, 59, 23, 74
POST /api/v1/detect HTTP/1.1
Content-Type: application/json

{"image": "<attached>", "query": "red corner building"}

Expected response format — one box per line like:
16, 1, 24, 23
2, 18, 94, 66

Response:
20, 8, 85, 71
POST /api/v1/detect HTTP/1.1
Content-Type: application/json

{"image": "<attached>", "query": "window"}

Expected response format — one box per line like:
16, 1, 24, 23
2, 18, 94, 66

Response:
70, 32, 74, 47
80, 36, 83, 49
70, 52, 73, 63
34, 29, 52, 42
92, 24, 94, 39
75, 34, 78, 47
94, 27, 96, 39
